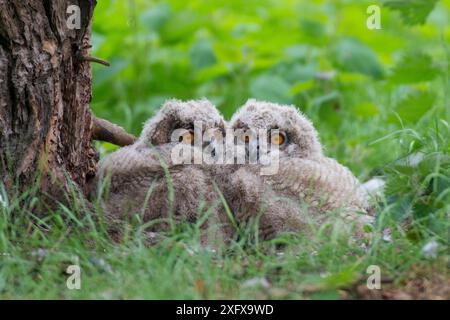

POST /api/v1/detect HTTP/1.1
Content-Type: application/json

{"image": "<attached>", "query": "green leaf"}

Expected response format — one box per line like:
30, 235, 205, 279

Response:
394, 90, 435, 123
284, 45, 314, 60
232, 23, 260, 38
384, 0, 439, 25
322, 267, 358, 288
161, 11, 201, 43
195, 63, 230, 82
337, 72, 367, 84
280, 63, 317, 83
386, 195, 414, 221
312, 91, 340, 108
190, 40, 217, 70
300, 19, 326, 39
140, 3, 172, 31
290, 80, 315, 95
390, 51, 441, 84
249, 75, 292, 104
333, 38, 384, 79
419, 153, 450, 173
315, 92, 342, 127
353, 102, 379, 118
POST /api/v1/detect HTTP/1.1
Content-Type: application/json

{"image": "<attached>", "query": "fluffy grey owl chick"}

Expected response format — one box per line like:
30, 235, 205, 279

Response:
228, 99, 372, 240
93, 99, 232, 243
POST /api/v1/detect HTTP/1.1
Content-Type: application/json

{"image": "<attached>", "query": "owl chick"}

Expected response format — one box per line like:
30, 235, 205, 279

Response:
93, 99, 232, 244
228, 99, 373, 240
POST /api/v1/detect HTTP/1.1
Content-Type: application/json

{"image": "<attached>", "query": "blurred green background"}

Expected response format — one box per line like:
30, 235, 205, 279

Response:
91, 0, 450, 177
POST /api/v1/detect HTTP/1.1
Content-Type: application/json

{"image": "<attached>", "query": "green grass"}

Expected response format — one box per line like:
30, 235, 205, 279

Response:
0, 123, 448, 299
0, 0, 449, 299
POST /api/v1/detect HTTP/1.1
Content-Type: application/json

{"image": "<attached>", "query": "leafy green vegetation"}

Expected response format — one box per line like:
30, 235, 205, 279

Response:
0, 0, 449, 299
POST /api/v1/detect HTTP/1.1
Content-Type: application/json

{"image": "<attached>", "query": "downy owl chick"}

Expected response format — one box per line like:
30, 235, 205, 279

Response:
228, 99, 372, 240
94, 99, 232, 243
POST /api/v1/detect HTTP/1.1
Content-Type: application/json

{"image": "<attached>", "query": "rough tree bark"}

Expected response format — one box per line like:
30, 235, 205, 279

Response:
0, 0, 135, 203
0, 0, 101, 200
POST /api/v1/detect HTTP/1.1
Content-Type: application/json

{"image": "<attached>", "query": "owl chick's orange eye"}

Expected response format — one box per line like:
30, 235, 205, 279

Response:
270, 131, 285, 145
180, 130, 195, 145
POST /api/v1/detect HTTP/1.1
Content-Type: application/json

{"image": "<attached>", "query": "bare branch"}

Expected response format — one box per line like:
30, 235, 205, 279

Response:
92, 117, 137, 147
81, 55, 110, 67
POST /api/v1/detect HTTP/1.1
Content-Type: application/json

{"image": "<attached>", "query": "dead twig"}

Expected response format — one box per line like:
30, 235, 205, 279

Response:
81, 55, 110, 67
92, 117, 137, 147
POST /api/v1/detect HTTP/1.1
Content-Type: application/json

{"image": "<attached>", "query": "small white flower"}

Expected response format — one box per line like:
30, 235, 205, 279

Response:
382, 228, 392, 243
362, 177, 385, 198
421, 240, 439, 259
405, 152, 425, 167
242, 277, 270, 289
31, 248, 47, 260
89, 257, 113, 273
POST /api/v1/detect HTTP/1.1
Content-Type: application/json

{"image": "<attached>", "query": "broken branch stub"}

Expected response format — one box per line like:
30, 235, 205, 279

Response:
92, 117, 137, 147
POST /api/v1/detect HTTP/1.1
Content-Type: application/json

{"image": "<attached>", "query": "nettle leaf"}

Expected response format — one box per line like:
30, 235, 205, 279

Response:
140, 3, 172, 31
290, 80, 315, 95
249, 75, 292, 104
232, 23, 261, 38
161, 11, 202, 43
386, 194, 415, 221
195, 63, 230, 82
390, 52, 441, 84
190, 40, 217, 70
418, 153, 450, 191
333, 38, 384, 79
393, 90, 435, 123
418, 153, 450, 173
383, 0, 439, 25
300, 19, 326, 39
284, 45, 313, 60
353, 102, 379, 118
315, 92, 342, 127
275, 62, 317, 83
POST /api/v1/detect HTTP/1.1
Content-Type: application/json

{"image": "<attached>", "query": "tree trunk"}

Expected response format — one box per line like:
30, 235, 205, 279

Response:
0, 0, 98, 199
